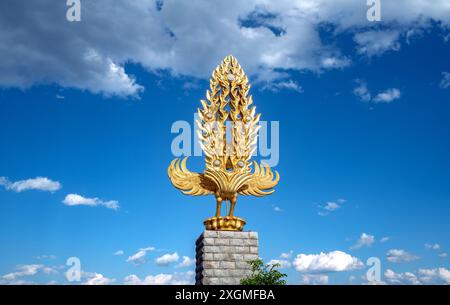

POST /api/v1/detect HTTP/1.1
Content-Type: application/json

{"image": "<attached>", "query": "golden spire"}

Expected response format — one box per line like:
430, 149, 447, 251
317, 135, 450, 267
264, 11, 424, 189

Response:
168, 55, 279, 231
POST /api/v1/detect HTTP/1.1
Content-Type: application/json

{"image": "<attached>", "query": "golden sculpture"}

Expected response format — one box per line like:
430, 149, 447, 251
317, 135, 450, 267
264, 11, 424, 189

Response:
168, 55, 279, 231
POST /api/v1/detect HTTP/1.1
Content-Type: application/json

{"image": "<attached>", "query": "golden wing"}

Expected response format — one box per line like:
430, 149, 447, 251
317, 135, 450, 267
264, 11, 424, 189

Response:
168, 157, 215, 196
238, 161, 280, 196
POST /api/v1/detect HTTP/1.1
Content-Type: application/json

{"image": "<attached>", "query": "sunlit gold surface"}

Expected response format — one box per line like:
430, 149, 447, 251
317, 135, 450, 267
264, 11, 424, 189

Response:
203, 216, 246, 231
168, 55, 280, 231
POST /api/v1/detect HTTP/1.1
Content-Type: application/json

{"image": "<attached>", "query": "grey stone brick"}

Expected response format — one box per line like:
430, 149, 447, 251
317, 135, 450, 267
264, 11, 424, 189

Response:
243, 254, 259, 261
213, 253, 232, 261
219, 261, 235, 269
249, 232, 258, 239
196, 230, 259, 285
202, 253, 214, 261
234, 246, 250, 254
231, 253, 244, 261
202, 277, 220, 285
214, 238, 230, 246
202, 237, 215, 246
236, 261, 250, 269
249, 246, 259, 254
203, 231, 219, 238
203, 261, 219, 269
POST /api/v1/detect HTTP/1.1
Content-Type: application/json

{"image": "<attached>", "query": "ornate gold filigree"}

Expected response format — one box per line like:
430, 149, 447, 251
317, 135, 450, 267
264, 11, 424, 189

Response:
168, 55, 279, 231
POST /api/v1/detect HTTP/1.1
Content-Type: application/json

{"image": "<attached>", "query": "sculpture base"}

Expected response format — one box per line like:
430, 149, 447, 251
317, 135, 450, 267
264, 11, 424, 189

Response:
196, 230, 259, 285
203, 216, 246, 231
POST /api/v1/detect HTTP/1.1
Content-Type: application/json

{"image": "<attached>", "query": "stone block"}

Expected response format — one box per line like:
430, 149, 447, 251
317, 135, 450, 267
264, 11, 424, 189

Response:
196, 230, 259, 285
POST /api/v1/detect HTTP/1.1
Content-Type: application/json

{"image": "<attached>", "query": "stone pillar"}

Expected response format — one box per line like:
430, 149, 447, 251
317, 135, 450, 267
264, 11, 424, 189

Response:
195, 230, 259, 285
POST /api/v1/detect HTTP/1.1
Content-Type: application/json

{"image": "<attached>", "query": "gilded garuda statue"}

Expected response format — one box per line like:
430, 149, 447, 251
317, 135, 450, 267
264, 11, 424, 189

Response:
168, 55, 279, 231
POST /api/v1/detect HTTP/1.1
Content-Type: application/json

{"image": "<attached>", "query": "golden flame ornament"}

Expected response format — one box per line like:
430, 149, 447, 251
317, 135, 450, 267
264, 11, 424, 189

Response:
168, 55, 279, 231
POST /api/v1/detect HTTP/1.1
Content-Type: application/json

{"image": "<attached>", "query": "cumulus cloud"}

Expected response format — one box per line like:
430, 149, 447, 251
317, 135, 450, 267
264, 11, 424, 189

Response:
1, 0, 449, 97
156, 252, 180, 266
350, 233, 375, 250
262, 80, 303, 93
425, 243, 441, 250
385, 267, 450, 285
268, 259, 292, 269
176, 256, 195, 268
280, 250, 293, 259
353, 79, 372, 102
418, 268, 450, 284
293, 250, 363, 273
124, 271, 194, 285
83, 272, 115, 285
2, 265, 42, 281
372, 88, 401, 103
386, 249, 419, 263
62, 194, 119, 210
318, 199, 345, 216
384, 269, 420, 285
126, 246, 156, 265
272, 205, 283, 212
320, 56, 351, 69
380, 237, 390, 243
114, 250, 124, 256
353, 80, 401, 104
1, 264, 57, 284
0, 176, 61, 192
354, 30, 401, 57
440, 72, 450, 89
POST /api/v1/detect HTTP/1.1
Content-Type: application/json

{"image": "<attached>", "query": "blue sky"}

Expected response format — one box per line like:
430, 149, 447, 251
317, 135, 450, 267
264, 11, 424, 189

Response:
0, 0, 450, 285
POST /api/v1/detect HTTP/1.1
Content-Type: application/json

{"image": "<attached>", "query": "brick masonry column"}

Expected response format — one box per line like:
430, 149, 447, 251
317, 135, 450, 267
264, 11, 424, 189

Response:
195, 230, 259, 285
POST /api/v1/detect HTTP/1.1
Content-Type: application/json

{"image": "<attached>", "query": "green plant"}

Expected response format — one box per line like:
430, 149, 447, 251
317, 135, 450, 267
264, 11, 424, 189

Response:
240, 258, 287, 285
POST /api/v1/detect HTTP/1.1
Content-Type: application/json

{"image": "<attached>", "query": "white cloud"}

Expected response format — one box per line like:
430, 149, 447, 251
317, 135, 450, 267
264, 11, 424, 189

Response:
293, 250, 363, 273
384, 267, 450, 285
262, 80, 303, 93
126, 246, 156, 265
280, 250, 293, 259
0, 176, 61, 192
176, 256, 195, 268
439, 253, 448, 258
268, 259, 291, 269
1, 1, 449, 97
418, 268, 450, 284
124, 271, 194, 285
425, 243, 441, 250
301, 274, 329, 285
353, 80, 401, 104
440, 72, 450, 89
114, 250, 124, 256
324, 202, 340, 211
272, 205, 283, 212
386, 249, 419, 263
156, 252, 180, 266
350, 233, 375, 250
380, 237, 390, 243
62, 194, 119, 210
2, 264, 42, 281
320, 56, 351, 69
318, 199, 345, 216
384, 269, 420, 285
373, 88, 401, 103
123, 274, 142, 285
83, 272, 115, 285
1, 264, 57, 284
354, 30, 401, 57
353, 79, 371, 102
